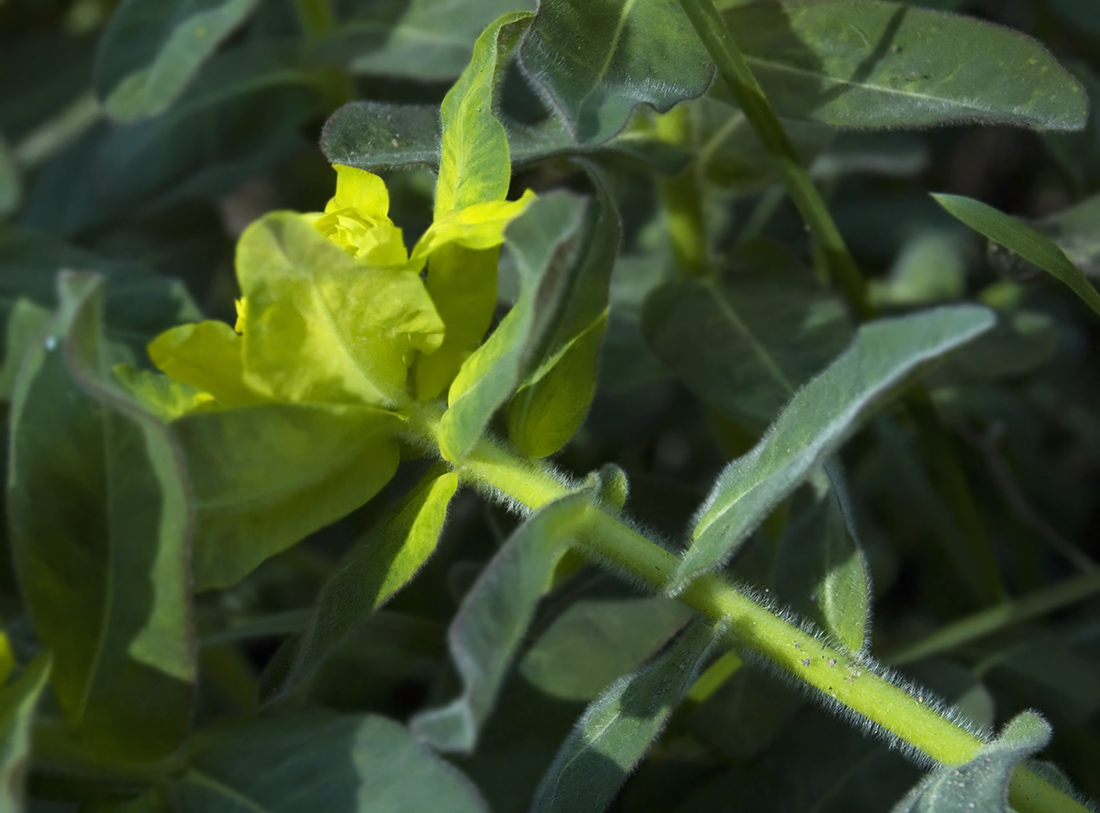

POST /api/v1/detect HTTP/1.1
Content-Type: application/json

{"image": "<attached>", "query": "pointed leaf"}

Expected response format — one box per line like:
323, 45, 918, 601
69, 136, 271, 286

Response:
642, 239, 852, 423
261, 467, 459, 703
519, 0, 714, 144
169, 713, 487, 813
0, 654, 51, 813
410, 487, 595, 752
713, 1, 1087, 131
892, 712, 1052, 813
8, 273, 195, 760
94, 0, 261, 122
532, 620, 724, 813
933, 193, 1100, 320
675, 306, 994, 592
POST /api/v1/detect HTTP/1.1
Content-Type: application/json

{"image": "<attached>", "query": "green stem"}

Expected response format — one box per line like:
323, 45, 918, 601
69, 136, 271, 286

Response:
293, 0, 336, 40
655, 106, 710, 278
677, 0, 874, 320
887, 568, 1100, 666
401, 405, 1086, 813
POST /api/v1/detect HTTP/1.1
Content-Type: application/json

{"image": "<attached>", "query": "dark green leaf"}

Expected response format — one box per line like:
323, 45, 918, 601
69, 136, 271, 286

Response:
1014, 192, 1100, 278
675, 306, 994, 593
8, 273, 195, 761
0, 135, 19, 217
169, 713, 487, 812
891, 712, 1052, 812
0, 654, 51, 812
713, 1, 1087, 131
411, 487, 595, 752
519, 597, 691, 701
0, 299, 53, 401
321, 102, 441, 172
94, 0, 261, 122
518, 0, 714, 144
933, 193, 1100, 319
261, 467, 459, 703
532, 619, 723, 813
642, 239, 852, 423
937, 310, 1059, 382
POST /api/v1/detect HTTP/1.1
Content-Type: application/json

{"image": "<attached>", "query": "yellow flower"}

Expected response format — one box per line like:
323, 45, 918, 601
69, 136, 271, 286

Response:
310, 164, 409, 268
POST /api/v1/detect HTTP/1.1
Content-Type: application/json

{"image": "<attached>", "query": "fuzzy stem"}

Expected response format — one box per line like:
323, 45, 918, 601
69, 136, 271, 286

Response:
401, 405, 1087, 813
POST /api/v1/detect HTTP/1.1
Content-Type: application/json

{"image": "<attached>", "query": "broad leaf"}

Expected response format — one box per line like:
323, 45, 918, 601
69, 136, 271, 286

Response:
933, 193, 1100, 320
440, 192, 586, 461
519, 597, 691, 702
0, 299, 53, 401
643, 239, 852, 423
891, 712, 1053, 812
261, 467, 459, 703
8, 273, 195, 760
94, 0, 261, 122
675, 306, 994, 592
519, 0, 714, 144
713, 1, 1087, 131
411, 487, 595, 752
168, 713, 487, 812
0, 654, 51, 813
532, 619, 724, 813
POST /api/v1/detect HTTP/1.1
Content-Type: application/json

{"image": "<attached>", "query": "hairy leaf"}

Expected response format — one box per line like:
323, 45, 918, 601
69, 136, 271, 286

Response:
0, 654, 51, 813
676, 306, 995, 592
94, 0, 260, 122
532, 619, 724, 813
8, 273, 195, 760
411, 487, 595, 752
261, 467, 459, 703
519, 0, 714, 144
935, 193, 1100, 321
714, 1, 1087, 131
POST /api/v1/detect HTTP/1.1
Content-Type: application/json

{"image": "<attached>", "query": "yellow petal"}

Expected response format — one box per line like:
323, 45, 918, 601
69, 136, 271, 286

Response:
148, 320, 266, 408
327, 164, 390, 223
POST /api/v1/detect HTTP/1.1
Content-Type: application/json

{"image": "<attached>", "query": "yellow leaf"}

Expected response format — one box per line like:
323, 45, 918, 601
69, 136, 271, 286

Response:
148, 320, 266, 408
412, 190, 536, 261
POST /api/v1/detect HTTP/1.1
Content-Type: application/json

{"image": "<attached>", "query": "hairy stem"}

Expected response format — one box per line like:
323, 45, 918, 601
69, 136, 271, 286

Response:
401, 404, 1085, 813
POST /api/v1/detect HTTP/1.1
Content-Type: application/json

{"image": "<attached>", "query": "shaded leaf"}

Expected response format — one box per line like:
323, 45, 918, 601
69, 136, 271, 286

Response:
891, 712, 1052, 813
714, 1, 1087, 131
643, 239, 852, 423
0, 134, 19, 217
321, 102, 441, 173
411, 487, 595, 752
0, 654, 51, 813
94, 0, 261, 122
676, 306, 994, 592
169, 713, 487, 812
937, 310, 1059, 382
1015, 191, 1100, 278
8, 273, 194, 760
519, 0, 714, 144
933, 193, 1100, 320
0, 299, 53, 401
519, 597, 691, 702
261, 467, 459, 703
532, 619, 724, 813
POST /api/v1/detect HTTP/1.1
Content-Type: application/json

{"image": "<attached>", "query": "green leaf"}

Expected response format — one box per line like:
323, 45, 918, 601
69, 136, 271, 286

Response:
771, 469, 869, 653
0, 134, 19, 217
531, 619, 724, 813
440, 192, 586, 461
260, 467, 459, 703
0, 298, 53, 401
340, 0, 536, 82
991, 191, 1100, 279
891, 712, 1052, 813
643, 239, 852, 423
435, 11, 531, 217
168, 713, 487, 812
236, 211, 443, 408
933, 193, 1100, 320
713, 0, 1087, 131
410, 487, 595, 752
0, 654, 51, 813
321, 102, 441, 173
519, 597, 691, 702
675, 305, 995, 593
8, 273, 195, 761
518, 0, 714, 144
176, 403, 402, 591
94, 0, 261, 122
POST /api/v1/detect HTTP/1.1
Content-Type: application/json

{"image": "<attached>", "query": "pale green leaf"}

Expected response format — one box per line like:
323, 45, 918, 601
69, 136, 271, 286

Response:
934, 193, 1100, 320
532, 620, 724, 813
261, 467, 459, 703
8, 273, 195, 760
713, 0, 1087, 131
410, 487, 595, 752
518, 0, 714, 144
0, 654, 51, 813
676, 306, 995, 593
95, 0, 261, 122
